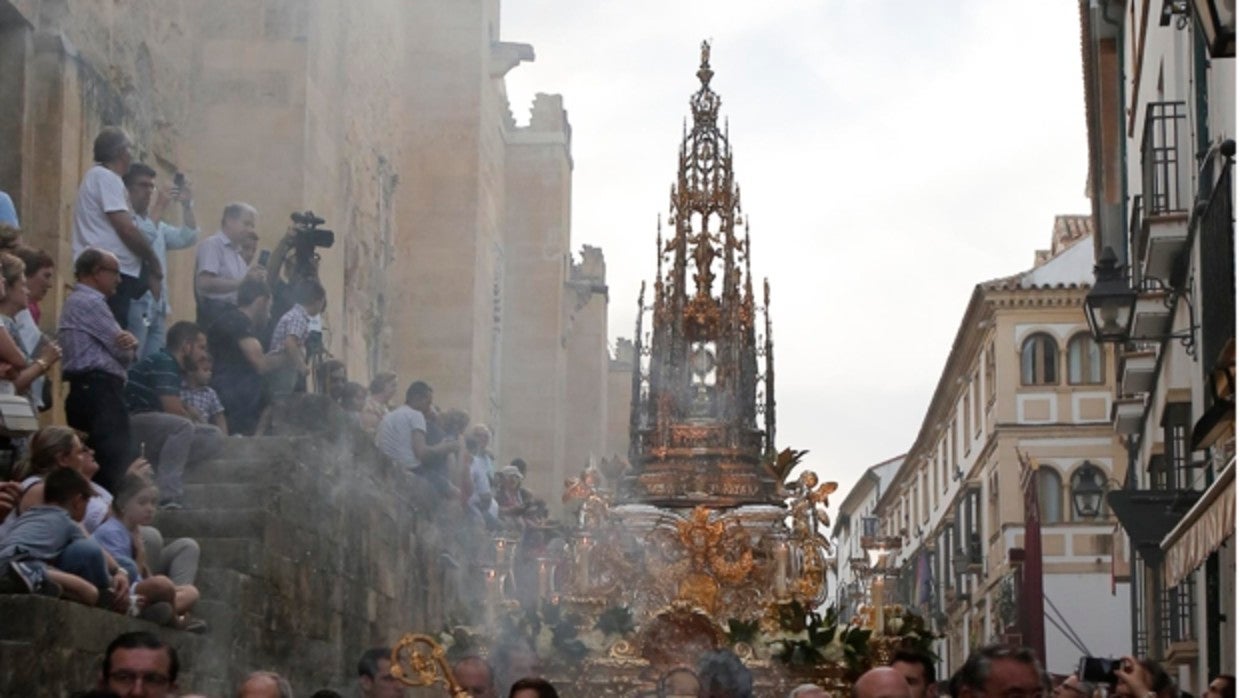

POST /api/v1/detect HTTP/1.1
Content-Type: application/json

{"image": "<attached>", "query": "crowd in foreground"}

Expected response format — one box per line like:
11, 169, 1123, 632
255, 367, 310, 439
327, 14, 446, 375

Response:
64, 630, 1238, 698
0, 127, 555, 633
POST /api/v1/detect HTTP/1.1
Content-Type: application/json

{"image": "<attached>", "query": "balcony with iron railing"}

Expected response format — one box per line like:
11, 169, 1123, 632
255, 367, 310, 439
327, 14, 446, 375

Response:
1134, 101, 1192, 285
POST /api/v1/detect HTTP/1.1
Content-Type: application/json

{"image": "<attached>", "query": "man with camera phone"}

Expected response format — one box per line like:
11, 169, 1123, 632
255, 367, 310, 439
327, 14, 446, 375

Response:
194, 202, 267, 326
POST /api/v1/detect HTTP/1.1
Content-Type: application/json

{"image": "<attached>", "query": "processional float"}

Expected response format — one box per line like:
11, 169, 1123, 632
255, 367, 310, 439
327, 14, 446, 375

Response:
392, 42, 933, 697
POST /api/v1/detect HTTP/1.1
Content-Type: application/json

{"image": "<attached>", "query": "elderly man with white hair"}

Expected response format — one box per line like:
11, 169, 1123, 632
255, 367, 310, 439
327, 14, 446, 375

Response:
237, 670, 293, 698
790, 683, 831, 698
465, 424, 499, 527
194, 201, 267, 326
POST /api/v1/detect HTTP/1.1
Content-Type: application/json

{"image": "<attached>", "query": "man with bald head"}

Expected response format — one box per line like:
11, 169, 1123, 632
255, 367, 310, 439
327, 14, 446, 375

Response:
453, 656, 497, 698
790, 684, 830, 698
237, 671, 293, 698
854, 667, 914, 698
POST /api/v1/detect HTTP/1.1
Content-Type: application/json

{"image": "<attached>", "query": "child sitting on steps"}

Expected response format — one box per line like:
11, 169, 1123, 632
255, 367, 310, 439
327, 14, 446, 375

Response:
93, 473, 204, 631
0, 467, 114, 605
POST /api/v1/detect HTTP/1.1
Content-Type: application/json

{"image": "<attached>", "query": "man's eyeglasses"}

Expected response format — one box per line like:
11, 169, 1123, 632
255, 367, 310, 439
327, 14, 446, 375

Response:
96, 266, 121, 276
108, 670, 171, 688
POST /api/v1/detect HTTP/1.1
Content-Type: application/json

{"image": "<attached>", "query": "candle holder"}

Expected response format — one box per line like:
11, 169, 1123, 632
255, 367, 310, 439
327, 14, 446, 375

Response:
768, 533, 792, 601
571, 531, 596, 593
480, 564, 503, 627
493, 534, 519, 568
535, 553, 560, 601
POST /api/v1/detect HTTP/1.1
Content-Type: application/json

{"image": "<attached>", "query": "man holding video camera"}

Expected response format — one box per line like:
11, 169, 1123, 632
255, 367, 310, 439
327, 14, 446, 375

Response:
262, 211, 334, 347
194, 202, 267, 326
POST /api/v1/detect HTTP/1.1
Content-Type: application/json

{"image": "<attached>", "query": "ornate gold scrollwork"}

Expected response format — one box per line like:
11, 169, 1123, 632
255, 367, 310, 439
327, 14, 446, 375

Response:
390, 634, 469, 698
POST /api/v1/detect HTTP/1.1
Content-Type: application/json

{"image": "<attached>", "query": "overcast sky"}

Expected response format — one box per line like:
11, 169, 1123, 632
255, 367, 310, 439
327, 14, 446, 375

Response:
502, 1, 1092, 502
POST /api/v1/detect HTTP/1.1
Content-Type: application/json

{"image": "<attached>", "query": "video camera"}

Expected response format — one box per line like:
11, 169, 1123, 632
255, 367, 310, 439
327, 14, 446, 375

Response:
290, 211, 335, 251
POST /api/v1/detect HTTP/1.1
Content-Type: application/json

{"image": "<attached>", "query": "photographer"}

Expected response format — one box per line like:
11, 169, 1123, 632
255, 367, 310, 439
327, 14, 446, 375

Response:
123, 164, 199, 358
265, 279, 327, 400
263, 211, 333, 346
1113, 656, 1175, 698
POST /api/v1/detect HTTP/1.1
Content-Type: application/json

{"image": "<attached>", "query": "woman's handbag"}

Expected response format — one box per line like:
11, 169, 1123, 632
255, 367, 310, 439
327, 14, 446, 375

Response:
0, 387, 38, 436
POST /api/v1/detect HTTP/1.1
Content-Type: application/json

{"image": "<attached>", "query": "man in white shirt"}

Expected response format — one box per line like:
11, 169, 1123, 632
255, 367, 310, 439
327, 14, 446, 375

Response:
375, 381, 458, 493
194, 202, 266, 326
71, 127, 163, 329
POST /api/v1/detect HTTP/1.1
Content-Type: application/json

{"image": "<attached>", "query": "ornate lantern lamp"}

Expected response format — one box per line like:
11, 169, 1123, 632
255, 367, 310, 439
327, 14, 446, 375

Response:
1085, 247, 1137, 344
1071, 462, 1106, 519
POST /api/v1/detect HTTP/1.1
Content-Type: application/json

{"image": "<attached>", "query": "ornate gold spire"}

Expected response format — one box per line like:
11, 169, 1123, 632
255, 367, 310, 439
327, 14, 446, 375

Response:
626, 43, 778, 508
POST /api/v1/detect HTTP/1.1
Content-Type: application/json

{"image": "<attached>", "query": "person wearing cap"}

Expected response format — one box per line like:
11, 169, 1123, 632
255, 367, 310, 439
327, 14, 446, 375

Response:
495, 465, 531, 525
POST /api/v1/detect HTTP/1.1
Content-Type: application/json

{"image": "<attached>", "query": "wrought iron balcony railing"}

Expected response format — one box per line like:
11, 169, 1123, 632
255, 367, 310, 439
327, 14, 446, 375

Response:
1142, 101, 1190, 218
1133, 102, 1190, 272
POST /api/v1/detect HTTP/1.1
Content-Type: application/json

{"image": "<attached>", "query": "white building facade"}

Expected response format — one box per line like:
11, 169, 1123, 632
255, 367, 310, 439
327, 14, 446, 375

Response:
830, 456, 904, 622
870, 221, 1132, 677
1081, 1, 1235, 691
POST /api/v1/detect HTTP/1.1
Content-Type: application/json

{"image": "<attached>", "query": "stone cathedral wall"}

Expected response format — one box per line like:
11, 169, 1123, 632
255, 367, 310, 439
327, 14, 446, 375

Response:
0, 0, 408, 380
0, 0, 619, 524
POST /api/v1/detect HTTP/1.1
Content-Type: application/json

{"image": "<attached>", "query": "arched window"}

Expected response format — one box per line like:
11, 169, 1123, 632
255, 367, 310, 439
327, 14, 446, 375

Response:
1067, 333, 1104, 384
1021, 333, 1059, 385
1036, 467, 1063, 524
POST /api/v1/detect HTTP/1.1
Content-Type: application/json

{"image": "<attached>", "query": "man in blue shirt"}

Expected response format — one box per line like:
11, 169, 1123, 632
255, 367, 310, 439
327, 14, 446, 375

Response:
123, 164, 199, 359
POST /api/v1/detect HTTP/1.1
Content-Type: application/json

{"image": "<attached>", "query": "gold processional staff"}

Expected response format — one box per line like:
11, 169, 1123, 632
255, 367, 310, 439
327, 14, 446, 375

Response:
390, 633, 469, 698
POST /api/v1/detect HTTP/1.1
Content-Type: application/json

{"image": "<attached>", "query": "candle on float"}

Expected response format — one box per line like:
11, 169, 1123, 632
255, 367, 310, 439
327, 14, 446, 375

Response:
773, 539, 791, 597
873, 576, 886, 635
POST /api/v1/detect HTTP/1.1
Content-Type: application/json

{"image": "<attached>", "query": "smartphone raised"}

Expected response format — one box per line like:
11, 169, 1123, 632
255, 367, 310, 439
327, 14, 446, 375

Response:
1079, 657, 1119, 686
258, 249, 271, 267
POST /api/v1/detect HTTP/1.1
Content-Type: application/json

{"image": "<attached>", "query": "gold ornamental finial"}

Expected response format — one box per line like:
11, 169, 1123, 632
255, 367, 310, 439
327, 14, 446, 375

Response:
697, 39, 714, 86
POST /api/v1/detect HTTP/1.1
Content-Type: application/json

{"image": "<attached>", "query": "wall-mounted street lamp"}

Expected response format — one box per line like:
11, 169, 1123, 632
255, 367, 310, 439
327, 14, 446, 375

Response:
1070, 462, 1107, 519
1084, 247, 1137, 344
1085, 246, 1198, 357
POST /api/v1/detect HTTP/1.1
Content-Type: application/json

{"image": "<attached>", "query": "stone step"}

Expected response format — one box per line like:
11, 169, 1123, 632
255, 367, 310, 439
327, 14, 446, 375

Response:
189, 598, 239, 651
152, 507, 267, 541
184, 457, 296, 486
194, 567, 258, 605
181, 482, 278, 510
196, 536, 263, 575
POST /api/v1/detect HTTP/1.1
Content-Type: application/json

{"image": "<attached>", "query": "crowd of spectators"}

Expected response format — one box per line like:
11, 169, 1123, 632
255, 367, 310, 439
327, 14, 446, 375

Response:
0, 126, 562, 691
71, 630, 1240, 698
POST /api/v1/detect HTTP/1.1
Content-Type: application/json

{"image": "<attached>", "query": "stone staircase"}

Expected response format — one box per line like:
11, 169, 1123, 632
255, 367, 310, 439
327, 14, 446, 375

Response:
1, 424, 457, 697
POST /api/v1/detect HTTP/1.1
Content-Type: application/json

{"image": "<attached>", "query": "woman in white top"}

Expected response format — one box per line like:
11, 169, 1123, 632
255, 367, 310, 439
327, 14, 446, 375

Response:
7, 427, 151, 534
0, 252, 60, 397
